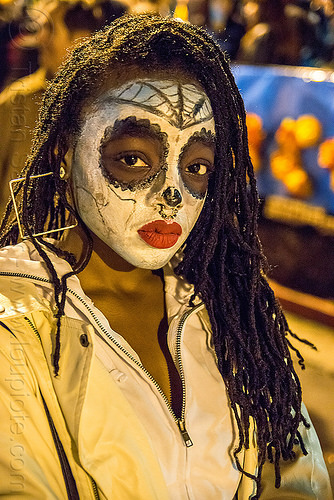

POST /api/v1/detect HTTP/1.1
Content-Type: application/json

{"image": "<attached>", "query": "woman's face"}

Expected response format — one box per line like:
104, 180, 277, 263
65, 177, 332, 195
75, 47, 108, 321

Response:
71, 78, 215, 269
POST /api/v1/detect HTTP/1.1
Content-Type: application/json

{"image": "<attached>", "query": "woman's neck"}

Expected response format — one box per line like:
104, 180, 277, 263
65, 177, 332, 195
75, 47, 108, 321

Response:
60, 227, 180, 407
60, 226, 164, 300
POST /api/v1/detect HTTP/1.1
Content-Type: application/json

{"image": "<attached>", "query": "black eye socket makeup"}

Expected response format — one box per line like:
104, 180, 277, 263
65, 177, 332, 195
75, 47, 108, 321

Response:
178, 128, 216, 199
99, 116, 169, 191
99, 117, 215, 198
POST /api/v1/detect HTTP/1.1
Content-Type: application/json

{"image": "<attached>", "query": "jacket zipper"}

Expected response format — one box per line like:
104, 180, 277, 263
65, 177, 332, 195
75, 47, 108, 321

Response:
69, 286, 198, 447
0, 271, 198, 446
90, 478, 100, 500
24, 315, 41, 341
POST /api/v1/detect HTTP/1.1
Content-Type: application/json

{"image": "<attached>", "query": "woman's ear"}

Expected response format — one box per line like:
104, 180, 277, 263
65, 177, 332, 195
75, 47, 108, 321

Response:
60, 148, 74, 180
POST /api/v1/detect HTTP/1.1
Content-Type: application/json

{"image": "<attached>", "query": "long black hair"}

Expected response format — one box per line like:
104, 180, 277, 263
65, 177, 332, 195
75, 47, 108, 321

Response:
0, 14, 311, 497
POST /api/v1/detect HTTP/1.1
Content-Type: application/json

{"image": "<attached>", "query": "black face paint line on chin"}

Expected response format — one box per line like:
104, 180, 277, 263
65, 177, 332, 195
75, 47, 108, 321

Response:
98, 116, 169, 192
178, 128, 216, 200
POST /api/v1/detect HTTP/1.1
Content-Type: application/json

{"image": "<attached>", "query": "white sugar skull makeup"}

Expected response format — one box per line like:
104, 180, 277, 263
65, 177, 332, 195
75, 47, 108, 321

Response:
71, 79, 215, 269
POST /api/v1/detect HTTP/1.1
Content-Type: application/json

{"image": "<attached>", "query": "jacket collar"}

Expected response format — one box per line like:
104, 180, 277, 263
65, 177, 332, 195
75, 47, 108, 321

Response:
0, 240, 199, 321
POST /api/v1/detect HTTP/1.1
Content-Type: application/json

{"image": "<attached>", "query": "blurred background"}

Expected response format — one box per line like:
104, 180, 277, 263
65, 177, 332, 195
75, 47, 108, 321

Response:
0, 0, 333, 490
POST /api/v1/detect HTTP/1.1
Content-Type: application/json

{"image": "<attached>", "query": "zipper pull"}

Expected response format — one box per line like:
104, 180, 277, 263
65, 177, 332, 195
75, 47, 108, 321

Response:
177, 419, 193, 447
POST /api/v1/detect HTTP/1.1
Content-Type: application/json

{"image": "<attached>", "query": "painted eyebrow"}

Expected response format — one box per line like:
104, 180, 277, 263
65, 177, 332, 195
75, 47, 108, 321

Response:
99, 116, 168, 149
178, 128, 216, 162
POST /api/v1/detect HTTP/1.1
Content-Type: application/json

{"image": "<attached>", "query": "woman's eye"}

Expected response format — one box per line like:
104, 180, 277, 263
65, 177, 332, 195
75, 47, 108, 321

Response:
185, 163, 209, 175
118, 154, 149, 168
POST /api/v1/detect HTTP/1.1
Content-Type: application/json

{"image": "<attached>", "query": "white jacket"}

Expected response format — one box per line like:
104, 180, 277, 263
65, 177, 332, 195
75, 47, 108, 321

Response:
0, 241, 332, 499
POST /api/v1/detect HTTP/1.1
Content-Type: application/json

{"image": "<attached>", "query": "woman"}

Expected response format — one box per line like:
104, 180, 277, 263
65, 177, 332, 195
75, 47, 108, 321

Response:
0, 14, 331, 499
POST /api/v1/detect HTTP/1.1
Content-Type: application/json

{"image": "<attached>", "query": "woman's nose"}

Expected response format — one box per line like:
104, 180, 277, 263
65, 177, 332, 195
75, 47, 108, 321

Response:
162, 187, 182, 207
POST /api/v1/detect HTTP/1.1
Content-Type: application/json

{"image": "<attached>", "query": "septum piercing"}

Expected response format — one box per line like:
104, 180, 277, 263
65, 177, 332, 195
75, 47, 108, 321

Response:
158, 204, 180, 220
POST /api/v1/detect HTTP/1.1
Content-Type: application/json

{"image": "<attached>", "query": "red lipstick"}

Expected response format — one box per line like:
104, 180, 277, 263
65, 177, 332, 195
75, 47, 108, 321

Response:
137, 220, 182, 249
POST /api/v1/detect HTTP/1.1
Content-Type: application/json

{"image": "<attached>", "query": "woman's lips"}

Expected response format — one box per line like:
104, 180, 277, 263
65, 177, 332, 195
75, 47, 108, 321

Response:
137, 220, 182, 249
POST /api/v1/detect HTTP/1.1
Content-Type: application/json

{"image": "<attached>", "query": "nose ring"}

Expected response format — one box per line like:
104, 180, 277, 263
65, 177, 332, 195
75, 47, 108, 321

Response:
162, 187, 182, 207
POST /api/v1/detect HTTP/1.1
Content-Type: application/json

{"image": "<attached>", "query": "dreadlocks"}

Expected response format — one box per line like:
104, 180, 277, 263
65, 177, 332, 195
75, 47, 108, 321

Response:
0, 14, 312, 497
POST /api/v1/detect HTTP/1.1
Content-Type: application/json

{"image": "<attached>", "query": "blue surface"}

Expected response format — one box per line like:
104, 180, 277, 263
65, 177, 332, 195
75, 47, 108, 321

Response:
232, 64, 334, 214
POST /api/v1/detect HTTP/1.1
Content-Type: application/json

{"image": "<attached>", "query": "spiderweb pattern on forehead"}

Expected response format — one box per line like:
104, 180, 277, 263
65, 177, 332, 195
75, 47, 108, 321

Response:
106, 80, 213, 130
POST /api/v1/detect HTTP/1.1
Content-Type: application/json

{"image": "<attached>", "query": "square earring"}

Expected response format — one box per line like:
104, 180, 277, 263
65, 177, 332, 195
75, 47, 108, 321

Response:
9, 172, 77, 240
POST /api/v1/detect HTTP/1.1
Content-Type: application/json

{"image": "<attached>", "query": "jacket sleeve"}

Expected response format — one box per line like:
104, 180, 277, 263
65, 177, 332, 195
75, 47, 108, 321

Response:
237, 404, 333, 499
0, 323, 68, 499
262, 410, 332, 499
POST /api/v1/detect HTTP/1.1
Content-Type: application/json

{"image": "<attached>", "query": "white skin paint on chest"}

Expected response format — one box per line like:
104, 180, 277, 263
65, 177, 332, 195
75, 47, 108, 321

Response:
71, 79, 215, 269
